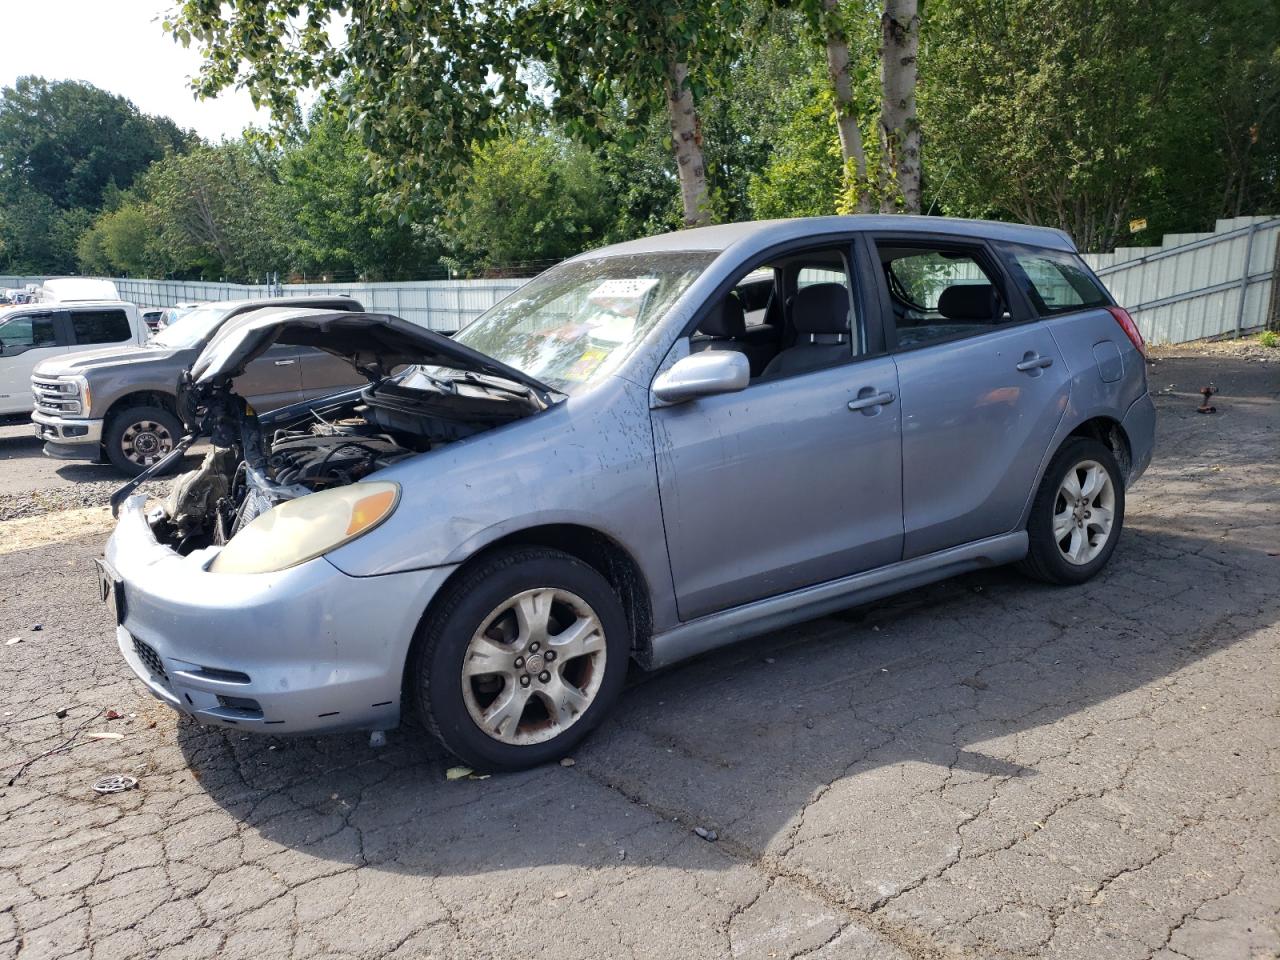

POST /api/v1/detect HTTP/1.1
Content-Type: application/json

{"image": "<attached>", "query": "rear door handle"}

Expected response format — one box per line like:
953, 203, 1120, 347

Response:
1016, 354, 1053, 371
848, 390, 896, 411
274, 358, 297, 366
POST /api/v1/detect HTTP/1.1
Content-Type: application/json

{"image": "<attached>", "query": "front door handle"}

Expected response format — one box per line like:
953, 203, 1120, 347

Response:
848, 390, 896, 411
1016, 354, 1053, 372
274, 358, 297, 366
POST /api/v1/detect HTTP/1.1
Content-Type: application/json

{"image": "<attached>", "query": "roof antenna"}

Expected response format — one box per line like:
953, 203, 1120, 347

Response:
925, 162, 955, 217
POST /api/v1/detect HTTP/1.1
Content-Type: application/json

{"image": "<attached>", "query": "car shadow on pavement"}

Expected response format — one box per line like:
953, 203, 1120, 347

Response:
174, 519, 1278, 880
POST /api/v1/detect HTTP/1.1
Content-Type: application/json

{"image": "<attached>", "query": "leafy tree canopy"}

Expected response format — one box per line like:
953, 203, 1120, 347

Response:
0, 77, 193, 211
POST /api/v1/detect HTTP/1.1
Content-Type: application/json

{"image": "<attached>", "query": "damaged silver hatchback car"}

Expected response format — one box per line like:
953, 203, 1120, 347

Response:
102, 217, 1156, 771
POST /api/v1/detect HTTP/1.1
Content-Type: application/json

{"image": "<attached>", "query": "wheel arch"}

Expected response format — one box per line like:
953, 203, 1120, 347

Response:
1017, 412, 1133, 533
406, 523, 654, 674
103, 390, 178, 430
1065, 415, 1132, 481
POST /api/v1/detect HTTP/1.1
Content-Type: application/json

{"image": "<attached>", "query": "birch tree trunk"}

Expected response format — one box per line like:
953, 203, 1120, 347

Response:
822, 0, 873, 213
665, 60, 712, 228
879, 0, 921, 213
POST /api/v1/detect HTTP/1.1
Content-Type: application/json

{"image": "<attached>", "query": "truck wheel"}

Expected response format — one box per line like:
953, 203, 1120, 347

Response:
412, 547, 630, 772
104, 405, 182, 477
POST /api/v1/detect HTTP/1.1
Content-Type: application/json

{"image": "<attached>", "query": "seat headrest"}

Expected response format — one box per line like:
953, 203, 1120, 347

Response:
792, 283, 850, 335
699, 294, 746, 339
938, 283, 1000, 321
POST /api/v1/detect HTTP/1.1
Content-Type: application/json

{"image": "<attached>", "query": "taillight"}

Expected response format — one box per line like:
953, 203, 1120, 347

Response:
1106, 306, 1146, 358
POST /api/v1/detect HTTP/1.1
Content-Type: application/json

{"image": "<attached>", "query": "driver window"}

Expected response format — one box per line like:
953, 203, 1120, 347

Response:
0, 313, 57, 351
689, 245, 858, 383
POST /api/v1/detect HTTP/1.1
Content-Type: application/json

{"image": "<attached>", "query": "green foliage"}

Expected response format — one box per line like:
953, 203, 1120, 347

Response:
0, 77, 192, 211
699, 7, 828, 221
168, 1, 527, 205
922, 0, 1280, 250
446, 135, 615, 270
76, 205, 154, 276
143, 143, 289, 281
747, 80, 843, 218
0, 76, 194, 275
278, 105, 442, 280
0, 188, 88, 274
525, 0, 748, 141
1259, 330, 1279, 349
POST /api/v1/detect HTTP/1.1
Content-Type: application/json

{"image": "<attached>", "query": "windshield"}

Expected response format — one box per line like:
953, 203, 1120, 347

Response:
151, 305, 228, 348
441, 252, 716, 395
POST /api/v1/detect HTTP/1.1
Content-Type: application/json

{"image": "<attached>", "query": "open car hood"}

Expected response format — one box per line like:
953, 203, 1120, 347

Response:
188, 308, 552, 396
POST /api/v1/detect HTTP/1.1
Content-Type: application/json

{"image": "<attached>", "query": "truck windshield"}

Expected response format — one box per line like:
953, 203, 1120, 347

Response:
437, 252, 716, 395
151, 305, 229, 349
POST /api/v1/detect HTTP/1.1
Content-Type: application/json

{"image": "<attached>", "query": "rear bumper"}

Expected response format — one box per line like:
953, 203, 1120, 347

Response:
105, 495, 456, 734
1120, 391, 1156, 486
32, 410, 103, 455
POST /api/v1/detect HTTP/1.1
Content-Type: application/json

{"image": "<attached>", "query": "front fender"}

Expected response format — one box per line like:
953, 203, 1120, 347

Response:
322, 376, 678, 628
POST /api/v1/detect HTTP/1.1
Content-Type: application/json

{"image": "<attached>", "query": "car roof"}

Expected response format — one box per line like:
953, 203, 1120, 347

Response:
571, 215, 1077, 261
198, 294, 355, 311
0, 299, 130, 313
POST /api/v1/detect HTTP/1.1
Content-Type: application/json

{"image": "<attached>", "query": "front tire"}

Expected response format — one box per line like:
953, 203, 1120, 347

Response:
1018, 437, 1125, 585
412, 547, 630, 771
104, 404, 182, 477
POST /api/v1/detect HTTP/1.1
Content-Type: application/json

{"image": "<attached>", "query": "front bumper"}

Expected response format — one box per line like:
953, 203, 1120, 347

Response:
105, 496, 456, 734
32, 410, 103, 459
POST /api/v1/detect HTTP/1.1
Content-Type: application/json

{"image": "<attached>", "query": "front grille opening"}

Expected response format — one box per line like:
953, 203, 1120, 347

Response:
132, 637, 167, 680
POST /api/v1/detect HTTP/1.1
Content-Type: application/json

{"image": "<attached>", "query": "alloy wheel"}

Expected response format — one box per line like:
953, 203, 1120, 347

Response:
120, 419, 175, 466
1053, 459, 1116, 566
461, 587, 607, 745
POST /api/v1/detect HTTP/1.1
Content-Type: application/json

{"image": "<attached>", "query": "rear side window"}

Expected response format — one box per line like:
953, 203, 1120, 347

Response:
71, 309, 131, 345
874, 240, 1012, 351
1004, 246, 1110, 315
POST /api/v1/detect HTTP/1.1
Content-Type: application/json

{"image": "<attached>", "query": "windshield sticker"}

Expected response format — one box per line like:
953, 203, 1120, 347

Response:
587, 277, 659, 305
564, 347, 610, 382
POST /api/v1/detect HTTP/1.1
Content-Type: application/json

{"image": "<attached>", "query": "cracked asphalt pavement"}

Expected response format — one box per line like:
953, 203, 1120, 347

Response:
1, 352, 1277, 960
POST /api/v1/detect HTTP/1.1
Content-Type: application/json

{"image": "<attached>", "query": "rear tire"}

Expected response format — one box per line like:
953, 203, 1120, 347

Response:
104, 404, 182, 477
1018, 437, 1125, 585
412, 547, 630, 772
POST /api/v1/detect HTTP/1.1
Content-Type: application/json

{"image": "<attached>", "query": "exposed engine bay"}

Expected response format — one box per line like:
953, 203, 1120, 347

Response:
156, 375, 540, 554
108, 309, 557, 555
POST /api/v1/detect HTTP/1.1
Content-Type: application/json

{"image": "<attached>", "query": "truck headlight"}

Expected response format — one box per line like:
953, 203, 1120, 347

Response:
73, 375, 91, 416
210, 482, 400, 574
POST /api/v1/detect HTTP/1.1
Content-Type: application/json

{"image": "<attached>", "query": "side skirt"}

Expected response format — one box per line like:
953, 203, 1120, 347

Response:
642, 532, 1028, 670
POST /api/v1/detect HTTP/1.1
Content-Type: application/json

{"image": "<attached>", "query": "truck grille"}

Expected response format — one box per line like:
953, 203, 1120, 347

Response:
132, 636, 167, 681
31, 376, 82, 416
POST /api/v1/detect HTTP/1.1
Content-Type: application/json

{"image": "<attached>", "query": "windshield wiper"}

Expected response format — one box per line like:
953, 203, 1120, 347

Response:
452, 370, 563, 407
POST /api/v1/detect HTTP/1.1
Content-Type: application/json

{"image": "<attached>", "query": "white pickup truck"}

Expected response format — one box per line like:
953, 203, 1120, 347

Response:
0, 280, 148, 416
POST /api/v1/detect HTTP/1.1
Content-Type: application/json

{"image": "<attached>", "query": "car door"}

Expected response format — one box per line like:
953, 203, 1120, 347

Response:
651, 241, 904, 621
870, 234, 1071, 559
231, 344, 306, 412
296, 347, 368, 400
0, 310, 71, 415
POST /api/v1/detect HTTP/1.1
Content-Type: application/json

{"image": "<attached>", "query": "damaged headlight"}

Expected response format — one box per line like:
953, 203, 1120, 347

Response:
209, 481, 400, 574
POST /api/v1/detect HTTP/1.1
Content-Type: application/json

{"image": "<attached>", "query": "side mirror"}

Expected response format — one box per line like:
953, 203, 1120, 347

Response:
652, 350, 750, 405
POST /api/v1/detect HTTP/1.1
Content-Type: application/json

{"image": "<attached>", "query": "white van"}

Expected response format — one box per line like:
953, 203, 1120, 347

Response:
0, 299, 147, 416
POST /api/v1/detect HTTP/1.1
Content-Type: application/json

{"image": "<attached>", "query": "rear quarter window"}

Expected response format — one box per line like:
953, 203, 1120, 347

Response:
71, 309, 132, 344
1003, 245, 1111, 315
